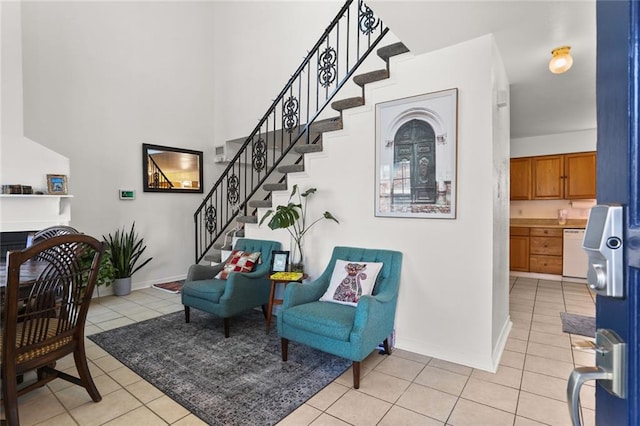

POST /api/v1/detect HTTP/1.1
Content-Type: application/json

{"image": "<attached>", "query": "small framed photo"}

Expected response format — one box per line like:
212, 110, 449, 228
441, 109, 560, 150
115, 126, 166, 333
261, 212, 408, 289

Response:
271, 251, 289, 273
47, 174, 68, 195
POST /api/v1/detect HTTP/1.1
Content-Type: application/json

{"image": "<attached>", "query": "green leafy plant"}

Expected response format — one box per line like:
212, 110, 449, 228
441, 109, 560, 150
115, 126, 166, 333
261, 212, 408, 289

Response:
79, 246, 115, 287
259, 185, 338, 269
103, 222, 153, 279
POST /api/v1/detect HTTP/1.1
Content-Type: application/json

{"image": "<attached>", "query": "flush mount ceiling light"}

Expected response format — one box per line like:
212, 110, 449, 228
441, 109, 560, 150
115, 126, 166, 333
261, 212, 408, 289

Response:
549, 46, 573, 74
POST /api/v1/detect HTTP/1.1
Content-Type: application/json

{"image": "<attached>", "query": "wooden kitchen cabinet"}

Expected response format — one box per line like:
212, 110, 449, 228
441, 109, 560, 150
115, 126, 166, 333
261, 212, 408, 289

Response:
532, 155, 564, 199
510, 152, 596, 200
509, 227, 530, 272
510, 158, 532, 200
529, 227, 563, 274
565, 152, 597, 199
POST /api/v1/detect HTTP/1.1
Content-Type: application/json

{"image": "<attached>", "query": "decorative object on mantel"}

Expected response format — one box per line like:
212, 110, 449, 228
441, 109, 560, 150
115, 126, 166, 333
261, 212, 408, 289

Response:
375, 88, 458, 219
46, 174, 68, 195
103, 222, 153, 296
1, 184, 32, 194
259, 184, 339, 273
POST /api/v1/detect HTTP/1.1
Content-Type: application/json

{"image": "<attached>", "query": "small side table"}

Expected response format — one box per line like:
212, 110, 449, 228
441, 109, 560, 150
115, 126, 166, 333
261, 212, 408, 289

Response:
266, 273, 306, 334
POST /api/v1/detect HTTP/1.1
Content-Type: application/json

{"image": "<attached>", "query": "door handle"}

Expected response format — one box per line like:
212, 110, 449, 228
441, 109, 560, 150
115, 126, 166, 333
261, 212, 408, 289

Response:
566, 329, 626, 426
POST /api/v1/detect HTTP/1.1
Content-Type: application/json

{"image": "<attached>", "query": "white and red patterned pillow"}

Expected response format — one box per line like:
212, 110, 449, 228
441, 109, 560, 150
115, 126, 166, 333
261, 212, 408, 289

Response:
319, 260, 383, 306
215, 250, 261, 280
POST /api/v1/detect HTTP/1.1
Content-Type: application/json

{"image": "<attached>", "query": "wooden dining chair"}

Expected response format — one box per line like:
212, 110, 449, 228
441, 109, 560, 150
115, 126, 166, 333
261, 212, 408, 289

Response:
30, 225, 79, 246
1, 234, 104, 425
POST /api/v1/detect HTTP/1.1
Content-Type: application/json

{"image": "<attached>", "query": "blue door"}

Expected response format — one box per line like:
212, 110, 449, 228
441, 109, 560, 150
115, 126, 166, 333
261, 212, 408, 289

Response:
595, 1, 639, 424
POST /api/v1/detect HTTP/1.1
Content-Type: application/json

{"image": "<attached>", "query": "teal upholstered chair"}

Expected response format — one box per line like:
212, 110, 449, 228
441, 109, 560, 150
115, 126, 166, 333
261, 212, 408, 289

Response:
182, 238, 281, 337
278, 246, 403, 388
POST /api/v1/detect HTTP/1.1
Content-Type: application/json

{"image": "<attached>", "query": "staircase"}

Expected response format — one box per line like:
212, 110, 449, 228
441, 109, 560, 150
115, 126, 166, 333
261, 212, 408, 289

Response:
195, 0, 409, 263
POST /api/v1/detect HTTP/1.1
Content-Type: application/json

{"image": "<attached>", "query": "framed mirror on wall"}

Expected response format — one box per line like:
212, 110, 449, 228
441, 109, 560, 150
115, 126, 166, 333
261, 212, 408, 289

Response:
142, 143, 204, 193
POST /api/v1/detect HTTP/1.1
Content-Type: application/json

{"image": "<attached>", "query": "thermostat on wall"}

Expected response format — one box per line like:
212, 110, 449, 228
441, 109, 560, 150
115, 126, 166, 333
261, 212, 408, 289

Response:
119, 189, 135, 200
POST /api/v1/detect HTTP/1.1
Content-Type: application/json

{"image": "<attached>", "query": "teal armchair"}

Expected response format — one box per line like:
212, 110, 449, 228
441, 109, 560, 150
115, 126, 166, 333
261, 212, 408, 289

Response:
278, 246, 403, 388
182, 238, 281, 337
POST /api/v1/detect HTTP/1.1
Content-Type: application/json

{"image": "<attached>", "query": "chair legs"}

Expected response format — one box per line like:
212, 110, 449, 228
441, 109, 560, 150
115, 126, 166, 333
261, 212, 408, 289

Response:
2, 365, 20, 426
184, 306, 190, 323
352, 361, 361, 389
74, 347, 102, 402
223, 317, 230, 338
281, 338, 289, 361
382, 338, 392, 355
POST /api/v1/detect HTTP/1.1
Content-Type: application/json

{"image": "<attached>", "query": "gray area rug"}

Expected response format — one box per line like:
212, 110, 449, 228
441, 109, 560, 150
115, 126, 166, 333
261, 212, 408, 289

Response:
560, 312, 596, 337
88, 309, 350, 425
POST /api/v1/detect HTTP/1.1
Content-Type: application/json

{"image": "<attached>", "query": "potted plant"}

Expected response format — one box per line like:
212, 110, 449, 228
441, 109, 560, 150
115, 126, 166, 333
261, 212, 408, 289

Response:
79, 246, 116, 298
259, 185, 338, 272
103, 222, 153, 296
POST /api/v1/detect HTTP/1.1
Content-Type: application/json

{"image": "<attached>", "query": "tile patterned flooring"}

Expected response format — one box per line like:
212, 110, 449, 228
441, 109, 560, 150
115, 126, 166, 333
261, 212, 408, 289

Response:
2, 276, 596, 425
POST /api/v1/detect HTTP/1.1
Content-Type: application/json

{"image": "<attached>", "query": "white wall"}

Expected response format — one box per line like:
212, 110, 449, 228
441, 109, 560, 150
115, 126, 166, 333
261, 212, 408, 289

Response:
249, 35, 510, 371
511, 129, 596, 158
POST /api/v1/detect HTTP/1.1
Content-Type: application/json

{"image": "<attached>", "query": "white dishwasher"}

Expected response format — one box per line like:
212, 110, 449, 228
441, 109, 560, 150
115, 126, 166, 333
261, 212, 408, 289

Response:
563, 229, 588, 278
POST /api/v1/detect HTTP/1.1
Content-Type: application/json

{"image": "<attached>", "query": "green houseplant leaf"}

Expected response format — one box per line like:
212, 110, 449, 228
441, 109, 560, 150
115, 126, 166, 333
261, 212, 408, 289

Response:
103, 222, 153, 279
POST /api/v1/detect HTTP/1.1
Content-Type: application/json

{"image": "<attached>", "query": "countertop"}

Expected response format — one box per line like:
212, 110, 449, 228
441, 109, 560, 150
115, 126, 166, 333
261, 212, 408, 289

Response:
510, 218, 587, 229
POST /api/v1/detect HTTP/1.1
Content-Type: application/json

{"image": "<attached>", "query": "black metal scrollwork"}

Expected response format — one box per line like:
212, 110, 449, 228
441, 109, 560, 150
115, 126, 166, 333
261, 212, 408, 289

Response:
359, 2, 379, 35
252, 137, 267, 172
227, 174, 240, 205
282, 96, 299, 133
205, 205, 217, 234
318, 47, 337, 88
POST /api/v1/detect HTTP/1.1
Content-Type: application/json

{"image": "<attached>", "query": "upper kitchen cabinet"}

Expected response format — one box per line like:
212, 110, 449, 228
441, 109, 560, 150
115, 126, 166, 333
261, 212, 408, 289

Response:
510, 152, 596, 200
532, 155, 564, 199
510, 157, 532, 200
564, 152, 597, 199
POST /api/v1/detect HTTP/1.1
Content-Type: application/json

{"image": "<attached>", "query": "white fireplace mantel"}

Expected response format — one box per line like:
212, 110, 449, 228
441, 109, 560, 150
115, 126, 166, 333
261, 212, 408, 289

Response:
0, 194, 73, 232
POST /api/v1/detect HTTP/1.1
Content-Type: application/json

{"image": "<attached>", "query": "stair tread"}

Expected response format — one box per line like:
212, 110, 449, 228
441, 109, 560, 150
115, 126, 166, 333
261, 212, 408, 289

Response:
294, 143, 323, 155
377, 42, 409, 63
310, 117, 343, 133
248, 199, 272, 208
332, 97, 365, 112
204, 253, 222, 263
278, 164, 305, 173
237, 215, 258, 224
353, 69, 389, 87
264, 183, 288, 192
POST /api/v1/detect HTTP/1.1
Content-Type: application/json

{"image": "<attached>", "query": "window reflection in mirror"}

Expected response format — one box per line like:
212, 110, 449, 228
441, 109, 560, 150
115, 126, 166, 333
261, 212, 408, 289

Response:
142, 143, 204, 193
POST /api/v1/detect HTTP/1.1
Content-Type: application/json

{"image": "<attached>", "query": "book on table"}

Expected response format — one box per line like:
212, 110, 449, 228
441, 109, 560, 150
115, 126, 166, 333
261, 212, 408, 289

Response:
269, 271, 304, 281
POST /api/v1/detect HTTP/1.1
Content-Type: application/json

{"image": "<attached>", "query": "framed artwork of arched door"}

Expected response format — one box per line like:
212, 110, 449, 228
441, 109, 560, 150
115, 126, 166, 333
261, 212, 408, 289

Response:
375, 88, 458, 218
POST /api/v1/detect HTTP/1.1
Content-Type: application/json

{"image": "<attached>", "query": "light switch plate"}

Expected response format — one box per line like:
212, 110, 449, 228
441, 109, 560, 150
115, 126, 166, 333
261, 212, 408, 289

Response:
119, 189, 135, 200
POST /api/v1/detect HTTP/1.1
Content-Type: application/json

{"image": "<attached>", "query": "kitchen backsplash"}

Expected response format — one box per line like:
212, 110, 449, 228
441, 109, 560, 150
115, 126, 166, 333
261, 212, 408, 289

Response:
510, 199, 596, 219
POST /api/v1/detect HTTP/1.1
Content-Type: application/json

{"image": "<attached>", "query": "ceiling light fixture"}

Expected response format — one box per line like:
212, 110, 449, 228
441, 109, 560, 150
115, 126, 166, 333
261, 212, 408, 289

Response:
549, 46, 573, 74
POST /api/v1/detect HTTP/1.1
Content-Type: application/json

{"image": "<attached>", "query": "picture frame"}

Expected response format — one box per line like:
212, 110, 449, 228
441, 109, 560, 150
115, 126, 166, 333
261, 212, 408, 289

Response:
46, 174, 68, 195
271, 251, 290, 273
142, 143, 204, 193
375, 88, 458, 219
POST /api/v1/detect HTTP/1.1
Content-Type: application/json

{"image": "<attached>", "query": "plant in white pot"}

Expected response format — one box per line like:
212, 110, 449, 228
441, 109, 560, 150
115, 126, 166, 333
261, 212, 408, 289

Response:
103, 222, 153, 296
259, 185, 339, 272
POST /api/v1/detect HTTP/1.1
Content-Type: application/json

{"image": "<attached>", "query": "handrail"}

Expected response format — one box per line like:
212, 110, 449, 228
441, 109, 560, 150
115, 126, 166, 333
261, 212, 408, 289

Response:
148, 156, 174, 189
194, 0, 387, 262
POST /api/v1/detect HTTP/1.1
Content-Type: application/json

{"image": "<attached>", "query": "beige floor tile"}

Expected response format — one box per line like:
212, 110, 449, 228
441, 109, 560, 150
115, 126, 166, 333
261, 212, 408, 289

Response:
581, 408, 595, 426
147, 395, 191, 424
154, 303, 184, 314
470, 364, 522, 389
509, 302, 534, 313
448, 398, 514, 426
505, 338, 527, 354
127, 309, 164, 322
375, 355, 426, 381
414, 365, 469, 396
172, 414, 210, 426
84, 324, 105, 335
358, 370, 411, 403
528, 330, 571, 348
325, 389, 391, 426
499, 350, 525, 369
516, 391, 573, 426
307, 382, 350, 411
573, 349, 596, 366
524, 354, 575, 379
427, 359, 472, 376
521, 370, 568, 402
103, 406, 167, 425
514, 416, 548, 425
530, 320, 564, 335
96, 316, 136, 331
511, 311, 533, 321
278, 404, 322, 425
579, 383, 596, 410
509, 327, 530, 341
126, 380, 165, 404
309, 412, 351, 425
108, 366, 144, 387
69, 388, 141, 425
527, 341, 573, 363
378, 405, 444, 426
460, 377, 519, 413
88, 310, 124, 324
33, 411, 78, 426
395, 383, 457, 422
92, 355, 125, 373
56, 376, 119, 411
85, 344, 110, 360
17, 390, 67, 425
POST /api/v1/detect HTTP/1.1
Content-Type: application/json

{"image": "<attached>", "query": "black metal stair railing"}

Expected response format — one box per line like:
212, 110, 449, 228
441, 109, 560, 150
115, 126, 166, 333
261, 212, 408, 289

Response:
194, 0, 388, 262
147, 156, 174, 189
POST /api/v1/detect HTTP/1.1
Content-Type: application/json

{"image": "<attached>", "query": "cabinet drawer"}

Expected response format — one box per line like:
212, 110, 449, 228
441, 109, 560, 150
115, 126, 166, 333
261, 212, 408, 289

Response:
530, 255, 563, 274
510, 227, 530, 236
530, 227, 563, 237
530, 236, 563, 255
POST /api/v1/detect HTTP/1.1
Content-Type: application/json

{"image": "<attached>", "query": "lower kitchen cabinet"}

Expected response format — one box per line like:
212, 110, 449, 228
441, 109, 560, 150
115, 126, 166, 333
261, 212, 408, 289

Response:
510, 226, 564, 275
